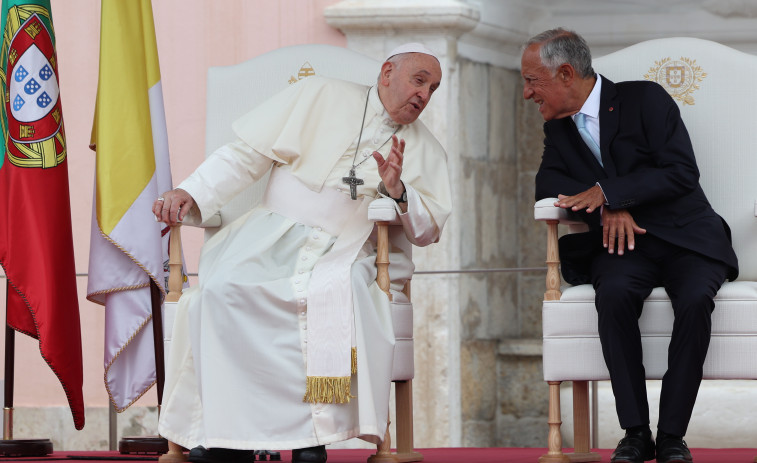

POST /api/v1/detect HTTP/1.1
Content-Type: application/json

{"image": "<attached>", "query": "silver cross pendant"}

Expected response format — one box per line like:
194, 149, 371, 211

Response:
342, 168, 364, 200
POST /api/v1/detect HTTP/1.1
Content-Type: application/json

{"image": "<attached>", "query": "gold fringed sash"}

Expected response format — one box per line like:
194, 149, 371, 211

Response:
351, 346, 357, 376
302, 347, 359, 404
303, 376, 353, 404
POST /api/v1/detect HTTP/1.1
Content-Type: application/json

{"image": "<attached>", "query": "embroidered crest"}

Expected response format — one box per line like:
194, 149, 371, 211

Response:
1, 10, 65, 169
288, 61, 316, 84
644, 57, 706, 106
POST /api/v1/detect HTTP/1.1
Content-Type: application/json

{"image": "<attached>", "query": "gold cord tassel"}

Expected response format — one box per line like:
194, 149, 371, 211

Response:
351, 347, 358, 376
303, 376, 353, 404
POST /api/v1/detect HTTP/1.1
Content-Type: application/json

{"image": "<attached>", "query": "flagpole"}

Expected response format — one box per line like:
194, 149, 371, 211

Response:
117, 279, 168, 455
0, 281, 52, 456
4, 322, 14, 440
151, 279, 165, 408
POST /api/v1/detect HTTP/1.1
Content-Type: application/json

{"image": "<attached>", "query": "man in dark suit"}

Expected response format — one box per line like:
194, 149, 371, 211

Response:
522, 29, 738, 463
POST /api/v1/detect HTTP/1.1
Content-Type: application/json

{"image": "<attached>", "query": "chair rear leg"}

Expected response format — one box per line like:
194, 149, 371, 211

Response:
395, 380, 422, 462
566, 381, 600, 462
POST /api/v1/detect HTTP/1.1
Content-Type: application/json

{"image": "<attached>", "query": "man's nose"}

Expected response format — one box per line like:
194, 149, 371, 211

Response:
523, 86, 534, 99
419, 86, 431, 102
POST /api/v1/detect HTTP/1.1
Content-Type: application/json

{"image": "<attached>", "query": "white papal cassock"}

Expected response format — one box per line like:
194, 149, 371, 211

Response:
158, 76, 452, 450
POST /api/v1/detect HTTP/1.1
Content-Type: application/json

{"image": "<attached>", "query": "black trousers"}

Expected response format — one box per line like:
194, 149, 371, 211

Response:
590, 234, 729, 437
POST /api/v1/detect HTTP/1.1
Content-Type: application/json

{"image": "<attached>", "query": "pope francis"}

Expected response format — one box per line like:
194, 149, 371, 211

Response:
153, 43, 452, 463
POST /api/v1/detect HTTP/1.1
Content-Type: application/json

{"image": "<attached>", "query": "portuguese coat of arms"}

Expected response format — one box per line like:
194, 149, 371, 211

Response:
644, 56, 706, 105
2, 10, 65, 169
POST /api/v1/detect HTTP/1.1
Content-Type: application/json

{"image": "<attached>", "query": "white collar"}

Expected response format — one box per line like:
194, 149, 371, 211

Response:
369, 85, 400, 128
573, 74, 602, 121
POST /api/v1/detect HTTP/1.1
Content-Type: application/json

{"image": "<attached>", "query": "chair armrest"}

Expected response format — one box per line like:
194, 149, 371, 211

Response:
369, 197, 401, 224
534, 198, 590, 233
369, 197, 398, 301
534, 198, 585, 224
534, 199, 572, 301
166, 225, 184, 303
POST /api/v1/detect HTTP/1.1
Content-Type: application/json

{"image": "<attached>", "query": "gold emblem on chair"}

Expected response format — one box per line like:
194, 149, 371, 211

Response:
288, 61, 316, 84
644, 57, 706, 105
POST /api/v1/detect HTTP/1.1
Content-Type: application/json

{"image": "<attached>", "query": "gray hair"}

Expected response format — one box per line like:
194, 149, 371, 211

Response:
524, 28, 595, 79
377, 53, 409, 84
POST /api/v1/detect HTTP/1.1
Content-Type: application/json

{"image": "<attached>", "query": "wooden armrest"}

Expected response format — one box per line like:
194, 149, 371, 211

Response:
371, 198, 397, 301
166, 225, 184, 302
533, 199, 566, 302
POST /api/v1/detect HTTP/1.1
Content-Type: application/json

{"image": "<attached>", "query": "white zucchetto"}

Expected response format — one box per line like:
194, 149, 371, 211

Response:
385, 42, 439, 62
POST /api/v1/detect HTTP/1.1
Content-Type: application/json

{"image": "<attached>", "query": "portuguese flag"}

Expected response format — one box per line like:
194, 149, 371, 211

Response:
0, 0, 84, 430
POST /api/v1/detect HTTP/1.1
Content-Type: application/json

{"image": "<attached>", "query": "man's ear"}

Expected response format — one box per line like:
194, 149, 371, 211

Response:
558, 63, 575, 84
379, 61, 393, 86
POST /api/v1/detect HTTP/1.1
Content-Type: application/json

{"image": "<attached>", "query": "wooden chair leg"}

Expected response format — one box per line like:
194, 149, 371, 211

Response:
159, 228, 188, 463
368, 421, 395, 463
565, 381, 600, 462
158, 441, 186, 462
368, 380, 423, 463
395, 380, 422, 462
539, 381, 570, 463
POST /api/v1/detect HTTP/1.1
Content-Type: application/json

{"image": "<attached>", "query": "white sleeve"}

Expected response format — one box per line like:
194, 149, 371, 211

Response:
177, 139, 274, 223
377, 182, 441, 247
396, 184, 441, 246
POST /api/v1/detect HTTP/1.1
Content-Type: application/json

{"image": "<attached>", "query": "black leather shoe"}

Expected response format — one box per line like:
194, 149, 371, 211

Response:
656, 432, 692, 463
188, 446, 255, 463
292, 445, 327, 463
611, 429, 656, 463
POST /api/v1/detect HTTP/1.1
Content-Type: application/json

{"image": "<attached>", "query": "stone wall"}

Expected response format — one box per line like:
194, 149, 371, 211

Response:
456, 56, 550, 447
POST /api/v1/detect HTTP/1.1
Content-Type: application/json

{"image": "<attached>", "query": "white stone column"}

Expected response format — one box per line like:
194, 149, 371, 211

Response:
325, 0, 480, 448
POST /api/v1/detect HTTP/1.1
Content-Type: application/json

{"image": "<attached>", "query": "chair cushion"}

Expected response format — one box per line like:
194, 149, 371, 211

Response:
368, 197, 400, 222
543, 281, 757, 381
391, 299, 414, 381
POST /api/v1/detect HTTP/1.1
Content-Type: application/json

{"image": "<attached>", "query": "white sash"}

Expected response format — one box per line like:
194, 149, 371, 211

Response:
261, 168, 374, 403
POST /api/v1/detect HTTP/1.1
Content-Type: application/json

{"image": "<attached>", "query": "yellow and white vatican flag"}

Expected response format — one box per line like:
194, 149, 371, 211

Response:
87, 0, 174, 411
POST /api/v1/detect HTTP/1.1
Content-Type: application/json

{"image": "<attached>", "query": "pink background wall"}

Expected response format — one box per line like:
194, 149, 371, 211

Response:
1, 0, 345, 409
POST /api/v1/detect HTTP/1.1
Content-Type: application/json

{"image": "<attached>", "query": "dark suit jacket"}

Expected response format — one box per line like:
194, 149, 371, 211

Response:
534, 76, 738, 283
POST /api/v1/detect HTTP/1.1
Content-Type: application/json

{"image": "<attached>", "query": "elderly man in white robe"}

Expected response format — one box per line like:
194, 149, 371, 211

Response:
153, 43, 452, 463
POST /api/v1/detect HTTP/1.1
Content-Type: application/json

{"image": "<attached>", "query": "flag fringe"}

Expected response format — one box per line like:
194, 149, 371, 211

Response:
0, 265, 85, 429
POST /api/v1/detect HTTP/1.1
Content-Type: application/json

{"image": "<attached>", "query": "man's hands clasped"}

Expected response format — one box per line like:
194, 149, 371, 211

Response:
555, 185, 646, 255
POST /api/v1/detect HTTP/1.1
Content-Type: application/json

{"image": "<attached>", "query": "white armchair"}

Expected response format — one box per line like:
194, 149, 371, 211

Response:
535, 37, 757, 462
160, 44, 422, 463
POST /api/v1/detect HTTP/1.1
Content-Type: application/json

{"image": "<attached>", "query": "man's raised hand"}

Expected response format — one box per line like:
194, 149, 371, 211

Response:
373, 135, 406, 198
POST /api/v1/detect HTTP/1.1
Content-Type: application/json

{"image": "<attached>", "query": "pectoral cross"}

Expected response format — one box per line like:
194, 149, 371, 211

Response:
342, 168, 364, 200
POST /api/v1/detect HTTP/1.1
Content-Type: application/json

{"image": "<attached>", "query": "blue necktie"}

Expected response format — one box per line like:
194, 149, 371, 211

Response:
575, 112, 602, 167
